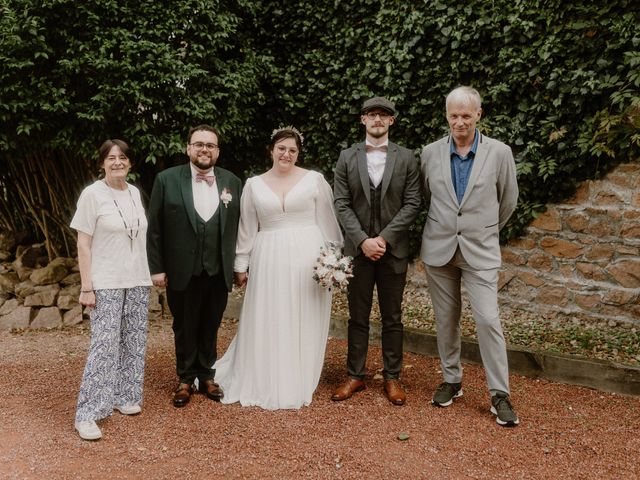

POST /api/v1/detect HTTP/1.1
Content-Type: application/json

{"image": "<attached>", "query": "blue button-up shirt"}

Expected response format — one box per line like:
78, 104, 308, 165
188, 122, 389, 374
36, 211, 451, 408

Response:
450, 129, 479, 205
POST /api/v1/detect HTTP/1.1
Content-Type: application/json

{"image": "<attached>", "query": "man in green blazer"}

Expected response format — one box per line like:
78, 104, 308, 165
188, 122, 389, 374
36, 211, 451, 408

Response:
332, 97, 421, 406
147, 125, 242, 407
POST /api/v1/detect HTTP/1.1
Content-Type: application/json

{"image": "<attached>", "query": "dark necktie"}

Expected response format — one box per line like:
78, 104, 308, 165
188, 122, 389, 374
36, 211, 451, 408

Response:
195, 173, 215, 186
365, 145, 388, 153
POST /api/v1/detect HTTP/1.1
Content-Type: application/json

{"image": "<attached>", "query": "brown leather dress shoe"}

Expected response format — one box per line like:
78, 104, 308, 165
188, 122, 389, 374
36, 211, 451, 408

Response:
201, 379, 224, 401
331, 378, 365, 401
384, 379, 406, 406
173, 383, 194, 408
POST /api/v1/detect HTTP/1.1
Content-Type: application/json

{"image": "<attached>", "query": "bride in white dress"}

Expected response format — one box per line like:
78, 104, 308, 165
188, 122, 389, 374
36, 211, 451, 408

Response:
214, 127, 343, 410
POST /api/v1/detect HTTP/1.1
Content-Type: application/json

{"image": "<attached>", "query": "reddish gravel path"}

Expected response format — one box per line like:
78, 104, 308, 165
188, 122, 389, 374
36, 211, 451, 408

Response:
1, 318, 639, 479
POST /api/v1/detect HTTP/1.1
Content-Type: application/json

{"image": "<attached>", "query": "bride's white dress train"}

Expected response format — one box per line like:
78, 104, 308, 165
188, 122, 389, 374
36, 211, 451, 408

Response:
214, 171, 343, 410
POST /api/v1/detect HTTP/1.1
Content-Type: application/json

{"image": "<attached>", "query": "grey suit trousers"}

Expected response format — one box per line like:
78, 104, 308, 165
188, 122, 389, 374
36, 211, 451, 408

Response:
425, 247, 510, 395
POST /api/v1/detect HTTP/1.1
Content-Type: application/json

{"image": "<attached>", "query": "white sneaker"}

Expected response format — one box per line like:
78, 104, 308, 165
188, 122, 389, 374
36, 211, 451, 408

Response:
75, 420, 102, 440
114, 404, 142, 415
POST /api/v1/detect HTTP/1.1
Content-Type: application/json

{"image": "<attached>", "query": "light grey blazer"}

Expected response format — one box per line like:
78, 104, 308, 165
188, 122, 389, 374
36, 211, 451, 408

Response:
419, 133, 518, 270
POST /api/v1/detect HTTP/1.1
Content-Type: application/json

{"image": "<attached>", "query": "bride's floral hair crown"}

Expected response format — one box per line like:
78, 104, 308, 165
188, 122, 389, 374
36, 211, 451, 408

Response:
270, 125, 304, 145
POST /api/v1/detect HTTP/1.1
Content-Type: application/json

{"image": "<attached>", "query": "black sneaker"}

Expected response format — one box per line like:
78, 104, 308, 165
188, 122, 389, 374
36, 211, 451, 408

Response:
431, 382, 463, 407
490, 392, 520, 427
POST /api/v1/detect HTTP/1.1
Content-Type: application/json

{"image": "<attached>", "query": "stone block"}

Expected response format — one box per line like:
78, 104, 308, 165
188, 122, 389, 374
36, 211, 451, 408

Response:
14, 266, 33, 282
584, 244, 614, 262
0, 272, 19, 294
57, 294, 78, 310
24, 285, 60, 307
61, 272, 81, 286
499, 278, 536, 302
617, 245, 639, 256
31, 306, 62, 329
49, 257, 77, 269
593, 190, 623, 205
0, 306, 32, 331
0, 298, 20, 316
564, 213, 589, 233
14, 280, 36, 298
30, 264, 67, 286
518, 271, 546, 287
530, 207, 562, 231
498, 270, 517, 290
602, 289, 638, 306
585, 219, 615, 237
63, 305, 84, 326
536, 286, 569, 307
576, 262, 608, 282
606, 259, 640, 288
540, 237, 584, 259
621, 223, 640, 239
575, 293, 601, 310
632, 192, 640, 208
501, 248, 526, 265
506, 237, 536, 250
527, 252, 554, 271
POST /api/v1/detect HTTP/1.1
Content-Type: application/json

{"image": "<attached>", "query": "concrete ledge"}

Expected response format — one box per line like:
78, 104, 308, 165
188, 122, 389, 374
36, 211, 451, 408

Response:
329, 314, 640, 397
224, 296, 640, 396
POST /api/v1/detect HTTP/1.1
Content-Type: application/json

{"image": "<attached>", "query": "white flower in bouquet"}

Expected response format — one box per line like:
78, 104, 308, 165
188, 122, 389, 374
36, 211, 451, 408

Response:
312, 241, 353, 290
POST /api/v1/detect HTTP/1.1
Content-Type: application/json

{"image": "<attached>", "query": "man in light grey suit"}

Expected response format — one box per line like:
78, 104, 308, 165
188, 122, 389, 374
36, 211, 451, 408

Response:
333, 97, 421, 405
420, 86, 520, 426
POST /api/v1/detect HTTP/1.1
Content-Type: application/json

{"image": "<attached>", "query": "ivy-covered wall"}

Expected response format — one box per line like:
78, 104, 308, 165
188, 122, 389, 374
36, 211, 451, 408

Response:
1, 0, 638, 255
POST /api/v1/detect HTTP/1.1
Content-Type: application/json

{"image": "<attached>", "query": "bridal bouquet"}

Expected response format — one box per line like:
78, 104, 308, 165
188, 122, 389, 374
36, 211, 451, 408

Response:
313, 241, 353, 290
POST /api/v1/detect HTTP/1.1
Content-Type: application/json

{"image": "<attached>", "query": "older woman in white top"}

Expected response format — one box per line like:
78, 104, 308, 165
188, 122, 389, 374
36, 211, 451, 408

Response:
71, 139, 152, 440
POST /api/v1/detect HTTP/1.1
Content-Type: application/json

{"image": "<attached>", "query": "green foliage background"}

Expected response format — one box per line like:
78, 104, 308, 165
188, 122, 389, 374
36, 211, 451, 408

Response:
1, 0, 638, 256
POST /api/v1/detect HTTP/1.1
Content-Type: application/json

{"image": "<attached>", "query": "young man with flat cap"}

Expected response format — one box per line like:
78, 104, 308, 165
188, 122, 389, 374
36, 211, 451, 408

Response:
332, 96, 421, 405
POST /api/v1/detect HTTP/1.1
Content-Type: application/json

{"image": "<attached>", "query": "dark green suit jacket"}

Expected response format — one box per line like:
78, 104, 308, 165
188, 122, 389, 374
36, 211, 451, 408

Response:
146, 163, 242, 292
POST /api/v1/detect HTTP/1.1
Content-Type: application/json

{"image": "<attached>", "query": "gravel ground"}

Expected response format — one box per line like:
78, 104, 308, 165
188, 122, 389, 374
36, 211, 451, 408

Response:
1, 314, 639, 480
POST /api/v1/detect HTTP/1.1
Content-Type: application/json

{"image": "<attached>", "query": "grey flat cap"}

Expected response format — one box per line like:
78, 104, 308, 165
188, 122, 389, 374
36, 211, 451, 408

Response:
361, 96, 396, 116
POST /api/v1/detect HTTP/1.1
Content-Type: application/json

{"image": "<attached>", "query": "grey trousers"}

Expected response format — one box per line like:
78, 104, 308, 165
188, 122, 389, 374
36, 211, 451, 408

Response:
425, 248, 510, 395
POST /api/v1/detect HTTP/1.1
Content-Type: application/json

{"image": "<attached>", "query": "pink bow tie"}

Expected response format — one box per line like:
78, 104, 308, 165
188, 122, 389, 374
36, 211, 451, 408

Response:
365, 145, 388, 153
195, 173, 215, 186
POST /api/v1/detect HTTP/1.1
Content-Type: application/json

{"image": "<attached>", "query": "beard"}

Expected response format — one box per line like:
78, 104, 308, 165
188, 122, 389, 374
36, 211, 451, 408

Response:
366, 125, 389, 139
191, 155, 215, 170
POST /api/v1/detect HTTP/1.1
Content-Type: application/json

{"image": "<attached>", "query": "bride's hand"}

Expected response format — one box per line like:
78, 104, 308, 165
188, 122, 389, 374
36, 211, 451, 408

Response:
234, 272, 248, 287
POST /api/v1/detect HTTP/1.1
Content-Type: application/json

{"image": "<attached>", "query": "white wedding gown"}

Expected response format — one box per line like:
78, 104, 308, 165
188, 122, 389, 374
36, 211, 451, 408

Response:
214, 170, 343, 410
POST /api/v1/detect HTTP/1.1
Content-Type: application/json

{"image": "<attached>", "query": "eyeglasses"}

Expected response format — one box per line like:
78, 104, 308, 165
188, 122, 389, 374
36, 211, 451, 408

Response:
190, 142, 219, 150
365, 112, 391, 121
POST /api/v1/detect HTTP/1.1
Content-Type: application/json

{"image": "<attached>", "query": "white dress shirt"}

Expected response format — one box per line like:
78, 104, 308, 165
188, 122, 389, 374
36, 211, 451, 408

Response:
365, 140, 388, 187
190, 163, 219, 221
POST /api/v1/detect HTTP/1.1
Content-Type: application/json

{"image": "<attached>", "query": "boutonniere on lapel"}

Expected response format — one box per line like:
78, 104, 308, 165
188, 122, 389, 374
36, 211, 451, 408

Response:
220, 188, 232, 208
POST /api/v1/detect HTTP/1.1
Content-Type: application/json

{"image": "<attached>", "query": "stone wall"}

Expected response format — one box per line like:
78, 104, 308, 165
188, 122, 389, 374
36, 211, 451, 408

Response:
0, 241, 164, 331
498, 162, 640, 325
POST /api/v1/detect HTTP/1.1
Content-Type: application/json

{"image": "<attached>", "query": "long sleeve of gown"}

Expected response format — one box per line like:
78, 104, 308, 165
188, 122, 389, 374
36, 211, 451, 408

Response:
315, 173, 343, 246
234, 178, 259, 273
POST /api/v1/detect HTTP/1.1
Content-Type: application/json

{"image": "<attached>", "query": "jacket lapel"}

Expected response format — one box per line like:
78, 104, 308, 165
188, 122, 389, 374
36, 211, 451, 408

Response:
356, 143, 371, 204
214, 167, 227, 235
180, 164, 198, 232
380, 142, 397, 200
443, 136, 459, 206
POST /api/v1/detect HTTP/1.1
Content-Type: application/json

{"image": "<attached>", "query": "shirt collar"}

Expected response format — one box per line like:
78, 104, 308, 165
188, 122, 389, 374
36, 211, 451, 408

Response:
365, 139, 389, 148
450, 129, 479, 157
